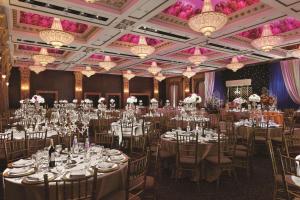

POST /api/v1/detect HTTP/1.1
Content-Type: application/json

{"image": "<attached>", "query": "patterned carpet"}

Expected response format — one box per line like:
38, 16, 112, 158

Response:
0, 155, 275, 200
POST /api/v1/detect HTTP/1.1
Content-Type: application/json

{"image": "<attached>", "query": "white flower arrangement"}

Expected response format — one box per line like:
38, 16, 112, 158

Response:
233, 97, 246, 105
84, 98, 92, 103
73, 99, 78, 103
30, 95, 45, 104
150, 98, 158, 103
20, 100, 24, 104
110, 99, 115, 103
98, 97, 105, 103
183, 93, 202, 104
127, 96, 137, 104
248, 94, 261, 103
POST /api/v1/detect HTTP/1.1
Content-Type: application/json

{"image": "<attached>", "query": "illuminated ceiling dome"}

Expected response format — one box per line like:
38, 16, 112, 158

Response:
226, 56, 244, 72
131, 36, 155, 59
99, 56, 116, 71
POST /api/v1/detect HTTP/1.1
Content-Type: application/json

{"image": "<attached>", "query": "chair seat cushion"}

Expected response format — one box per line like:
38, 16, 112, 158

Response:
179, 156, 201, 165
235, 150, 248, 158
236, 144, 248, 151
255, 136, 266, 142
271, 137, 282, 143
205, 155, 232, 164
159, 150, 174, 158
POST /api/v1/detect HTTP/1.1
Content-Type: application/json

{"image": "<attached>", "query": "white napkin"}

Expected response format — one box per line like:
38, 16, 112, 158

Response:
97, 162, 114, 169
110, 155, 125, 162
12, 159, 34, 167
27, 172, 53, 181
107, 149, 120, 155
8, 167, 29, 175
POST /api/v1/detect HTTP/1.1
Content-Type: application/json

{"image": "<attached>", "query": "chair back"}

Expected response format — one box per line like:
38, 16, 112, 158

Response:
130, 135, 146, 155
176, 132, 199, 166
94, 132, 114, 148
266, 140, 279, 178
254, 121, 269, 140
283, 135, 300, 157
4, 139, 28, 165
283, 117, 295, 135
126, 151, 149, 200
279, 150, 300, 199
26, 131, 47, 155
44, 168, 98, 200
217, 129, 236, 165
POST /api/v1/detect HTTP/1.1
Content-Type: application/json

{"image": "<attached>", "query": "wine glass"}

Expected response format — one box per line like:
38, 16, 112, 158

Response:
55, 145, 62, 156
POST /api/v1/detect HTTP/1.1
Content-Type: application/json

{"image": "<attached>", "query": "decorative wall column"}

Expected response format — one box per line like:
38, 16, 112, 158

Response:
0, 13, 11, 112
123, 78, 129, 107
74, 72, 83, 101
19, 67, 30, 100
153, 78, 159, 100
183, 77, 190, 98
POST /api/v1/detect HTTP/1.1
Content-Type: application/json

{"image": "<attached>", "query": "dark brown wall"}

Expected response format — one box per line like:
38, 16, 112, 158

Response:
30, 70, 75, 101
129, 77, 153, 96
8, 68, 21, 109
83, 73, 123, 96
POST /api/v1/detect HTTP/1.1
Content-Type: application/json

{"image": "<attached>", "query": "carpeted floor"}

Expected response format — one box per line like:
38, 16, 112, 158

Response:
0, 155, 275, 200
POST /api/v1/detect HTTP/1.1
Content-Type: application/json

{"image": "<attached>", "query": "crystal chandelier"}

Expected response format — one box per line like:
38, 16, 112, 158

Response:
147, 61, 161, 75
81, 66, 95, 77
155, 73, 165, 82
123, 70, 135, 80
130, 36, 155, 59
183, 67, 196, 79
291, 46, 300, 58
251, 24, 283, 52
84, 0, 96, 3
226, 56, 244, 72
188, 0, 228, 36
32, 48, 55, 66
29, 61, 46, 74
188, 47, 207, 65
99, 56, 116, 71
39, 18, 74, 49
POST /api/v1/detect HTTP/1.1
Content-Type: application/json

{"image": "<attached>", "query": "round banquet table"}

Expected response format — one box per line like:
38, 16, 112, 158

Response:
236, 125, 282, 139
3, 153, 128, 200
160, 132, 222, 182
262, 111, 284, 125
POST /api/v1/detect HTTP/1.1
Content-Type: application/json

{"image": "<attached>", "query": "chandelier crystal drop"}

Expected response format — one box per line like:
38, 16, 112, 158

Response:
188, 47, 208, 65
123, 70, 135, 80
99, 56, 116, 71
226, 56, 244, 72
39, 18, 74, 49
183, 67, 196, 79
84, 0, 96, 3
147, 61, 161, 75
29, 61, 46, 74
251, 24, 283, 52
291, 46, 300, 58
155, 73, 166, 82
32, 48, 55, 66
81, 66, 95, 77
188, 0, 228, 37
130, 36, 155, 59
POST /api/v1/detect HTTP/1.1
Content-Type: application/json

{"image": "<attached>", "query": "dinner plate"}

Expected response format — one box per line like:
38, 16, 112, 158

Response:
11, 159, 34, 168
62, 169, 94, 180
22, 172, 55, 184
106, 149, 121, 156
3, 168, 35, 178
96, 162, 119, 173
109, 155, 128, 163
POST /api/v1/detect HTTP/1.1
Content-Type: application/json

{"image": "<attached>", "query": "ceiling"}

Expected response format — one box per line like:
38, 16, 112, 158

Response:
1, 0, 300, 77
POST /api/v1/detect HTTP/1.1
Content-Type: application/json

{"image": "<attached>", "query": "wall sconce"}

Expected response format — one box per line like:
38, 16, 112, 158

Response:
21, 85, 29, 91
6, 82, 9, 86
185, 88, 190, 93
154, 89, 159, 94
75, 87, 82, 92
2, 74, 6, 79
124, 88, 129, 93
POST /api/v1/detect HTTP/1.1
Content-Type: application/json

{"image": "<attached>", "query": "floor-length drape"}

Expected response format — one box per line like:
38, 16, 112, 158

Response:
281, 60, 300, 104
205, 71, 215, 103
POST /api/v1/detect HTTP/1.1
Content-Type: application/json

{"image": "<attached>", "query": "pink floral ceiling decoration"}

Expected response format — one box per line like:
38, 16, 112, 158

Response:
18, 45, 65, 54
181, 47, 212, 55
118, 34, 163, 46
239, 17, 300, 39
19, 11, 89, 34
163, 0, 259, 20
89, 54, 121, 61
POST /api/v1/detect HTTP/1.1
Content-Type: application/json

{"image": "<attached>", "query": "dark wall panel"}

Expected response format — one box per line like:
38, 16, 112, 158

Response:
8, 68, 21, 109
30, 70, 75, 101
129, 77, 153, 95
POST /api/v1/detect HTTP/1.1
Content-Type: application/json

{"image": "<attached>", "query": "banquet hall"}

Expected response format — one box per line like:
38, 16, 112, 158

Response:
1, 0, 300, 199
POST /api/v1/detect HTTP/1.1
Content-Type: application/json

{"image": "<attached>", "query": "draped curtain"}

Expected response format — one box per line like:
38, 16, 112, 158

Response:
281, 60, 300, 104
213, 71, 225, 100
269, 62, 298, 109
204, 71, 215, 102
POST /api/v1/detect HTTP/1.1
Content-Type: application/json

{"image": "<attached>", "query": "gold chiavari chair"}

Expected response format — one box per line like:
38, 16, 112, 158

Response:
4, 139, 28, 166
175, 132, 200, 182
279, 150, 300, 200
0, 132, 12, 163
120, 120, 134, 153
25, 131, 47, 155
266, 140, 286, 200
208, 113, 220, 129
130, 135, 147, 158
43, 168, 98, 200
94, 132, 114, 148
166, 118, 178, 131
283, 134, 300, 157
205, 129, 237, 188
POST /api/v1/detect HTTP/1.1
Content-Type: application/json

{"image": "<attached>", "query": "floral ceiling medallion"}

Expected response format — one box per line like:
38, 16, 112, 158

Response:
188, 47, 207, 65
123, 70, 135, 80
226, 56, 244, 72
32, 48, 55, 66
81, 66, 95, 77
251, 24, 283, 52
130, 36, 155, 59
188, 0, 228, 37
99, 56, 116, 71
39, 18, 74, 49
147, 61, 161, 75
183, 66, 196, 78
